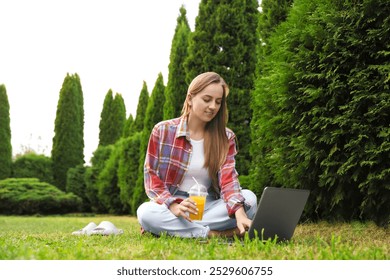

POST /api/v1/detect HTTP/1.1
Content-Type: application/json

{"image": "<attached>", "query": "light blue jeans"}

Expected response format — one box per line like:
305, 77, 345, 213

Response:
137, 189, 257, 238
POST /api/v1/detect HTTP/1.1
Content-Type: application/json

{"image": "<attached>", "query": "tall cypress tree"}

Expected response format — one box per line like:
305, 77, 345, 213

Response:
98, 90, 126, 146
112, 93, 126, 140
133, 73, 166, 210
249, 0, 294, 190
144, 73, 166, 132
256, 0, 293, 77
52, 73, 85, 190
99, 89, 114, 146
185, 0, 259, 176
132, 82, 149, 133
122, 114, 134, 138
163, 5, 191, 119
258, 0, 293, 44
0, 84, 12, 179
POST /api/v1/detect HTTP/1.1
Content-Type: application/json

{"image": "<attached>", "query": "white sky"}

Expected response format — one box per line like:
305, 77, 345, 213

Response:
0, 0, 200, 164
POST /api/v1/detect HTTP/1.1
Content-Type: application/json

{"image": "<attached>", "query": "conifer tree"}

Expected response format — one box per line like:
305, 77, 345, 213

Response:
84, 145, 112, 213
99, 89, 114, 146
98, 90, 126, 146
250, 0, 294, 190
51, 73, 85, 190
132, 82, 149, 133
112, 93, 126, 139
118, 131, 142, 214
163, 5, 191, 119
256, 0, 293, 76
185, 0, 259, 176
144, 73, 166, 132
122, 114, 134, 138
0, 84, 12, 179
251, 0, 390, 226
96, 141, 123, 214
133, 73, 166, 210
258, 0, 293, 45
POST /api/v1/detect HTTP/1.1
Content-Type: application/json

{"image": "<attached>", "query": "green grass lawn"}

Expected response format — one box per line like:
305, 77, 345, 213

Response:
0, 215, 388, 260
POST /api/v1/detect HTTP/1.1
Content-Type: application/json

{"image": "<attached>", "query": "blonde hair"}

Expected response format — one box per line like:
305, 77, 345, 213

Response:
181, 72, 229, 193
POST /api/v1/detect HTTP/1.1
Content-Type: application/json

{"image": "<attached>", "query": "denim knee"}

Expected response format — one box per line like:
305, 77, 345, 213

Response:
137, 201, 158, 229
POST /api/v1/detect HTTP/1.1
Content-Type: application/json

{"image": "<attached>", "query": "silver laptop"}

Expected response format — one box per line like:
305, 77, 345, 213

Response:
248, 187, 310, 241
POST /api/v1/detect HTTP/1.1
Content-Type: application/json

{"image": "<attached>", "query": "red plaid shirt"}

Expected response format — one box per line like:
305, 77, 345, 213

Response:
144, 116, 245, 216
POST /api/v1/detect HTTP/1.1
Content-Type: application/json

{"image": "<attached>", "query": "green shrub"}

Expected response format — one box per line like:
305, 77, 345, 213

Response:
118, 132, 142, 215
66, 164, 90, 211
0, 178, 82, 215
250, 0, 390, 226
97, 141, 123, 214
12, 153, 54, 185
84, 145, 113, 213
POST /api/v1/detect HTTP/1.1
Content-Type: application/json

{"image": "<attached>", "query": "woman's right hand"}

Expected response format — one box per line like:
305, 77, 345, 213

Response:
169, 198, 198, 222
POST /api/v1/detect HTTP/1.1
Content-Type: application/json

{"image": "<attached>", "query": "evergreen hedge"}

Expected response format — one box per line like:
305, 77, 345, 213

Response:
0, 178, 82, 215
117, 132, 142, 215
250, 0, 389, 226
96, 142, 124, 214
12, 154, 54, 185
66, 164, 89, 211
84, 145, 113, 213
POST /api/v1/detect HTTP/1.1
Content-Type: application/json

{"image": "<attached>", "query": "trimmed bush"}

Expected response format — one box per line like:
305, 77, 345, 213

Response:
96, 142, 123, 214
84, 145, 113, 213
66, 164, 89, 211
250, 0, 390, 226
0, 178, 82, 215
118, 132, 142, 215
12, 153, 54, 185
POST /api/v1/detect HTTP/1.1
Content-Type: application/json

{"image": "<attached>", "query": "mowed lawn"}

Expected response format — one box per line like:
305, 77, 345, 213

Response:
0, 215, 388, 260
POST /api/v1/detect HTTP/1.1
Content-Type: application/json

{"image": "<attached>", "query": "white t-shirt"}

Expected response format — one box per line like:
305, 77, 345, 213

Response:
178, 138, 211, 192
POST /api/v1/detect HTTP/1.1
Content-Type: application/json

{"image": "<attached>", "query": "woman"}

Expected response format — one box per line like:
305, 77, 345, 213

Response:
137, 72, 257, 238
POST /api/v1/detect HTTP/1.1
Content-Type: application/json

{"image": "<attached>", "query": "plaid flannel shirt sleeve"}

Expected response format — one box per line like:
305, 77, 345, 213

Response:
144, 124, 178, 207
219, 130, 245, 217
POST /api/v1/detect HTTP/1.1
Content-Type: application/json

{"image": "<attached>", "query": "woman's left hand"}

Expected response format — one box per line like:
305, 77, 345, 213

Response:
235, 207, 252, 236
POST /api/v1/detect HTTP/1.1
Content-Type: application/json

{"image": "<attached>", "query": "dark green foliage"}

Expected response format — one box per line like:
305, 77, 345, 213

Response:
113, 93, 126, 137
163, 5, 191, 119
66, 164, 89, 211
0, 84, 12, 179
144, 73, 166, 132
99, 90, 127, 146
51, 73, 85, 190
117, 132, 142, 215
258, 0, 293, 43
251, 0, 390, 226
0, 178, 82, 215
12, 153, 54, 185
132, 131, 149, 213
257, 0, 293, 77
123, 114, 134, 138
133, 74, 166, 211
185, 0, 259, 175
96, 142, 124, 214
84, 145, 113, 213
132, 82, 149, 133
99, 89, 114, 145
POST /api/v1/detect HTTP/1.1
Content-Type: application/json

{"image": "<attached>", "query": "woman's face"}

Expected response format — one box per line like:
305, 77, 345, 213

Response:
189, 83, 223, 124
